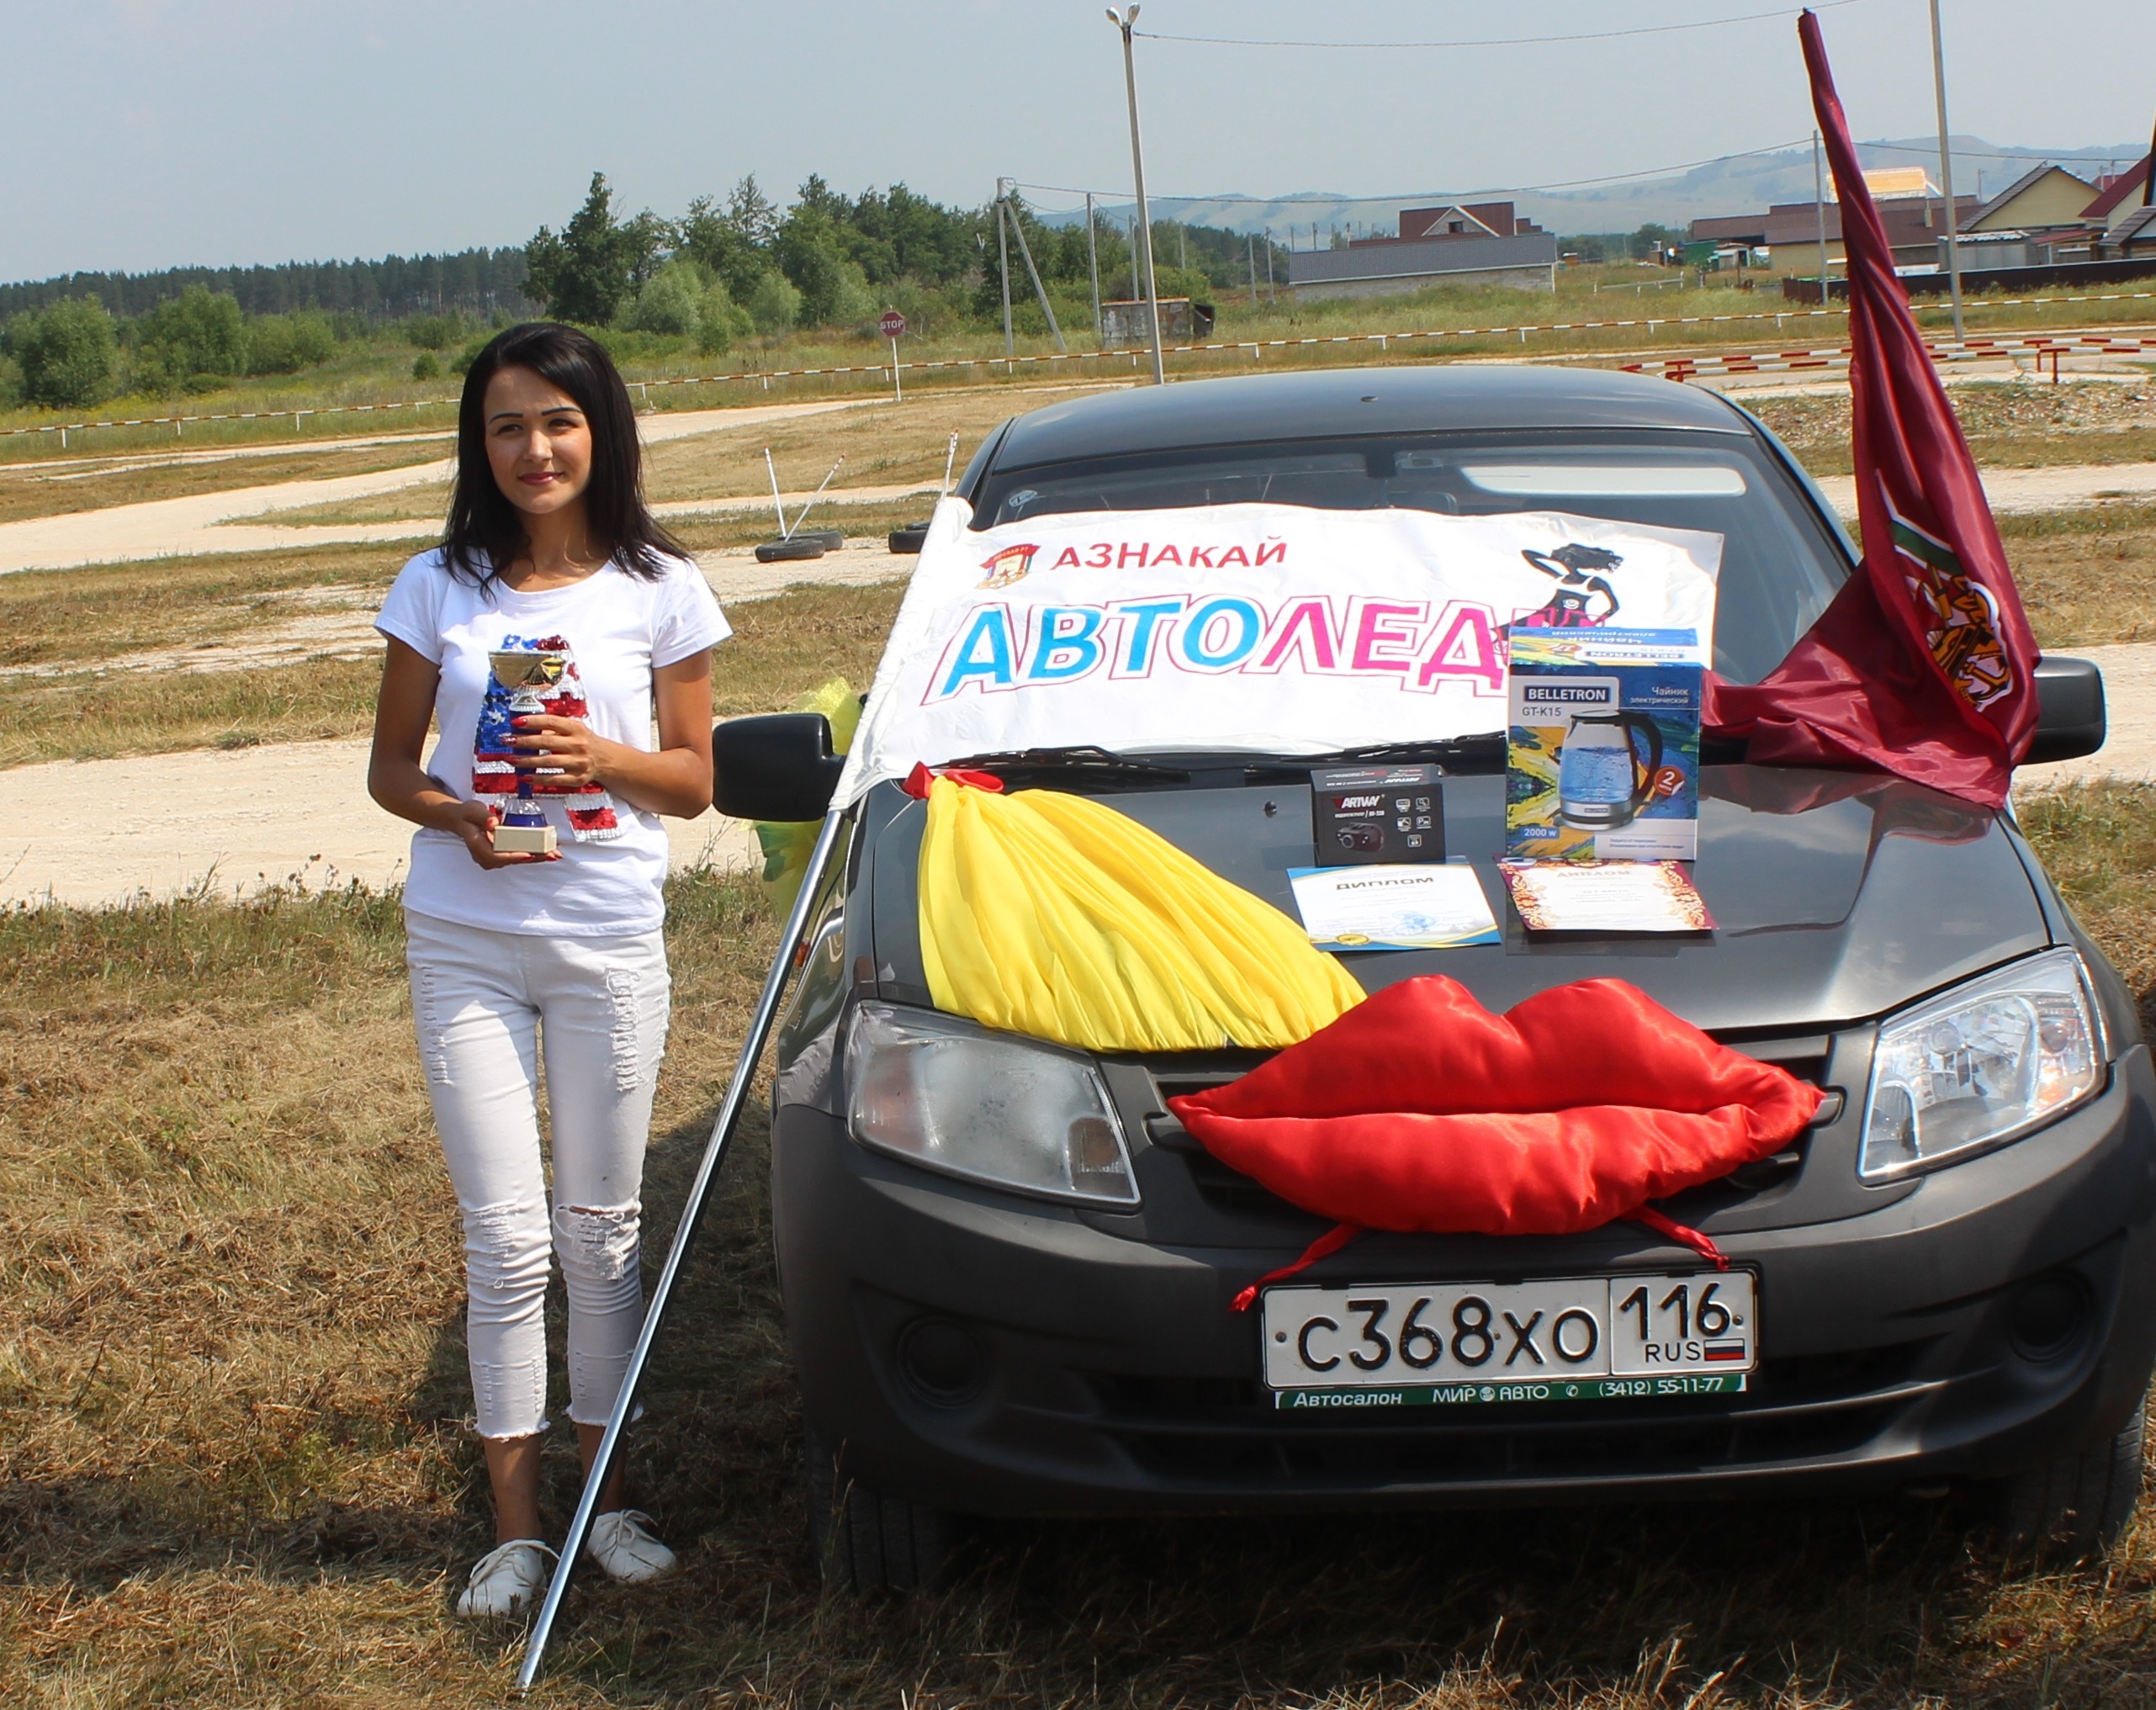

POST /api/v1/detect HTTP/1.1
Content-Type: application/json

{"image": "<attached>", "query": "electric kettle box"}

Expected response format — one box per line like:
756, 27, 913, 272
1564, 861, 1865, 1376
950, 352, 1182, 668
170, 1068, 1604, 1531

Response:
1503, 627, 1706, 862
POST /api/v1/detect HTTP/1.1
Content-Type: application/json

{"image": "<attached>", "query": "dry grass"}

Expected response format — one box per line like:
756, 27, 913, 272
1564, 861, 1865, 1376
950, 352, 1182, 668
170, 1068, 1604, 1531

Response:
0, 565, 906, 769
0, 437, 450, 525
2000, 503, 2156, 650
232, 386, 1061, 532
1, 789, 2154, 1706
1747, 379, 2156, 479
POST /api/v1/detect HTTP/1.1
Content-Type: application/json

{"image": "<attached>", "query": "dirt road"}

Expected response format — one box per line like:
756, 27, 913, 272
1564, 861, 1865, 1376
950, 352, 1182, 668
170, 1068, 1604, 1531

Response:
6, 638, 2145, 910
0, 398, 881, 576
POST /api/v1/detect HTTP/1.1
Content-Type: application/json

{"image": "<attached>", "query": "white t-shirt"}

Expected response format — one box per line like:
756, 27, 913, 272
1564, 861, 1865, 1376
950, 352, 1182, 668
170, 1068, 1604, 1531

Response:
374, 548, 731, 937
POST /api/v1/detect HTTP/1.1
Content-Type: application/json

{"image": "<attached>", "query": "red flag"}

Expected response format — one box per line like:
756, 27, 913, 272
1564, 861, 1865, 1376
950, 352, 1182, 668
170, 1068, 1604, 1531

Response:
1704, 10, 2037, 809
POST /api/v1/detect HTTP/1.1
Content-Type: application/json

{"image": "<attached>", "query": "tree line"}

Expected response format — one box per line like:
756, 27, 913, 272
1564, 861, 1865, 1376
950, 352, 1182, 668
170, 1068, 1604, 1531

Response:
0, 172, 1290, 410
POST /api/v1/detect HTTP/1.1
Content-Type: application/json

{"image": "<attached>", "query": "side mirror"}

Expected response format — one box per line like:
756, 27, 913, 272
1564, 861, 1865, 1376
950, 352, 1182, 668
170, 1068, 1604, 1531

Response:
2026, 656, 2106, 765
713, 712, 844, 822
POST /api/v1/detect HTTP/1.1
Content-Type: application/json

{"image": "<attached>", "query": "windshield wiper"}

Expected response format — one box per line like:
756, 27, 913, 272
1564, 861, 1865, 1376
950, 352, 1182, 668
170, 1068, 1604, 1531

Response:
1245, 733, 1507, 781
945, 745, 1195, 788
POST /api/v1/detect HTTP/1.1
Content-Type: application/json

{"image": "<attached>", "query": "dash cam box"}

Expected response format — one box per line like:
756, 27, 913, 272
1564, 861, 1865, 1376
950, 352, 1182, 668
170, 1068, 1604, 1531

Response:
1311, 764, 1444, 865
1504, 628, 1706, 862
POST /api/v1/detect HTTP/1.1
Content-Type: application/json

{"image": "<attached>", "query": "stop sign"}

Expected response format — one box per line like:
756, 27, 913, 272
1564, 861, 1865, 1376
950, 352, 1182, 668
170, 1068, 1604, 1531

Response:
879, 310, 907, 340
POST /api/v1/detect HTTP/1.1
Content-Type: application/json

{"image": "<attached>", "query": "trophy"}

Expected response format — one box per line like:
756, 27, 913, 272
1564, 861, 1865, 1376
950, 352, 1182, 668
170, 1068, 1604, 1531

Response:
486, 649, 569, 854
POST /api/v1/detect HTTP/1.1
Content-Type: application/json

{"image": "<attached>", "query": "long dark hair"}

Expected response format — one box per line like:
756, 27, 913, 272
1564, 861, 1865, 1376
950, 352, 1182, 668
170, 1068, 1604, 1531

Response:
442, 321, 686, 588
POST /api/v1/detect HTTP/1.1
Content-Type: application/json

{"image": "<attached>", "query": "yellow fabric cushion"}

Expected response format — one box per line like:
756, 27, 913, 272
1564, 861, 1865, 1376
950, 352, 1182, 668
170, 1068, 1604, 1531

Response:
918, 777, 1366, 1053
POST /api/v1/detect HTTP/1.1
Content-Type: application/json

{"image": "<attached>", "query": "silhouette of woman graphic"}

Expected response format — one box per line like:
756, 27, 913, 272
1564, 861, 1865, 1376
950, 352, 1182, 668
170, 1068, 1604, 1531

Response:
1518, 542, 1624, 627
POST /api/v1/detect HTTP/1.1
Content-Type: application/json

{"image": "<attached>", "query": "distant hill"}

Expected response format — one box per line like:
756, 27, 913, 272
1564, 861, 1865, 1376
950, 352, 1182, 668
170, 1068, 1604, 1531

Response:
1072, 136, 2148, 241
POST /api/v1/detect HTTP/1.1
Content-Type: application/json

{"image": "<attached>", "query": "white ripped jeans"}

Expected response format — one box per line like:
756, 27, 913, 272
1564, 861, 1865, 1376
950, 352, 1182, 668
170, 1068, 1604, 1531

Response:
405, 910, 671, 1440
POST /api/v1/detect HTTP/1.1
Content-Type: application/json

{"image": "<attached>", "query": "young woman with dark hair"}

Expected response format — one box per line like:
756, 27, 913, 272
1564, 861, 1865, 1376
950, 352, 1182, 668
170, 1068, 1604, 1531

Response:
368, 322, 728, 1616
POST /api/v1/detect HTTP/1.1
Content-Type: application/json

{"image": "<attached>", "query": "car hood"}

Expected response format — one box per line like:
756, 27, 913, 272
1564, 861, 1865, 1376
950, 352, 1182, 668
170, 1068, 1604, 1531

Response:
863, 764, 2051, 1039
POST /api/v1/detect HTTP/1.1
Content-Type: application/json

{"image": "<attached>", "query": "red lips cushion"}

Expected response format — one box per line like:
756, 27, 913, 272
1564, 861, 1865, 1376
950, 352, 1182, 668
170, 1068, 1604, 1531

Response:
1168, 975, 1821, 1237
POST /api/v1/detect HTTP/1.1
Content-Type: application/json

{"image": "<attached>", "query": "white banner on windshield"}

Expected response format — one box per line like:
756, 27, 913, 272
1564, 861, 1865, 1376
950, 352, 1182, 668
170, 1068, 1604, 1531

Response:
834, 499, 1722, 806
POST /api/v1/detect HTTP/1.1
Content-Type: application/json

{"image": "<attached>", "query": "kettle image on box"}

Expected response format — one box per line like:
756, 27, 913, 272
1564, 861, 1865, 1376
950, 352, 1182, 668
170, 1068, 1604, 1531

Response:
1556, 711, 1662, 829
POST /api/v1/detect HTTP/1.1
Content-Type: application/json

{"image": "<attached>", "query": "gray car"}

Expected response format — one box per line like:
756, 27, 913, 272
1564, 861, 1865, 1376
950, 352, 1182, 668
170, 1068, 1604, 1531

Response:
714, 365, 2144, 1592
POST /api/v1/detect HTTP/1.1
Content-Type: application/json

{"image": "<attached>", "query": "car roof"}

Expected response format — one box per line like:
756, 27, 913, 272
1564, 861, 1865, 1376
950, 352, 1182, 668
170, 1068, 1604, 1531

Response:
988, 363, 1754, 472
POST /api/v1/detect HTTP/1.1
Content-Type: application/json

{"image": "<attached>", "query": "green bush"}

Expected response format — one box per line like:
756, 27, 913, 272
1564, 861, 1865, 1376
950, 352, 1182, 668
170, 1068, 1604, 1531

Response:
244, 310, 336, 375
411, 351, 442, 380
402, 314, 463, 351
135, 286, 246, 391
622, 260, 753, 355
8, 296, 118, 408
621, 260, 707, 336
745, 271, 800, 336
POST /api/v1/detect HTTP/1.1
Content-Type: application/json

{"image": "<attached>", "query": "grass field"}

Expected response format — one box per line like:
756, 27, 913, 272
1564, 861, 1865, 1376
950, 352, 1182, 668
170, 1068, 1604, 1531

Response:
3, 783, 2155, 1708
0, 553, 907, 769
6, 263, 2154, 467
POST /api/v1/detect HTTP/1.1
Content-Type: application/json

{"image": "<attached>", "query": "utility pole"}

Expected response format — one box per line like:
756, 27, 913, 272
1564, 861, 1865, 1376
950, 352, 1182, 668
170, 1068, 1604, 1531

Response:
996, 192, 1014, 357
1086, 190, 1102, 340
1003, 183, 1067, 353
1814, 130, 1830, 305
1928, 0, 1967, 337
1248, 232, 1258, 311
1108, 6, 1166, 384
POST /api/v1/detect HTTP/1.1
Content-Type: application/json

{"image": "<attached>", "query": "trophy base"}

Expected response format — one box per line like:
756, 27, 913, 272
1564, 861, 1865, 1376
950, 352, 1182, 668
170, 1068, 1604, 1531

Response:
492, 823, 558, 855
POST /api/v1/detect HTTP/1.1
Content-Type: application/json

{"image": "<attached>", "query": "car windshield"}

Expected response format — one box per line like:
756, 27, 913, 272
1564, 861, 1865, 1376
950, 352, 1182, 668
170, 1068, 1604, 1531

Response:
973, 431, 1846, 686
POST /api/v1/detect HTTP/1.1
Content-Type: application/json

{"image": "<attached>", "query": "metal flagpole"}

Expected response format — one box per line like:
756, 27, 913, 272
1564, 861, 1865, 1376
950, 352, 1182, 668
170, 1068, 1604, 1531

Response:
516, 808, 847, 1694
1814, 130, 1830, 304
1085, 191, 1102, 340
1928, 0, 1966, 338
1108, 7, 1167, 384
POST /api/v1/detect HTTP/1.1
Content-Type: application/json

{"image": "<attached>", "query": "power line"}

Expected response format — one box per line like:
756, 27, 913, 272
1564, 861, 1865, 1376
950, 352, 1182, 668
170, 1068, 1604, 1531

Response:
1132, 0, 1861, 52
1011, 136, 1819, 216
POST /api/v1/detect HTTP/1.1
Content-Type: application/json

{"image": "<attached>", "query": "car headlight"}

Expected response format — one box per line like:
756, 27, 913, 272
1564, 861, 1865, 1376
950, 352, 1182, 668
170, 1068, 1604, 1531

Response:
844, 1003, 1140, 1207
1859, 949, 2107, 1183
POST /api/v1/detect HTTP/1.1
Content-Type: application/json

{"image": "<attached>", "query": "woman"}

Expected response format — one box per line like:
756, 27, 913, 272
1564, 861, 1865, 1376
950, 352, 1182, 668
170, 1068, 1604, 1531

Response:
368, 322, 728, 1617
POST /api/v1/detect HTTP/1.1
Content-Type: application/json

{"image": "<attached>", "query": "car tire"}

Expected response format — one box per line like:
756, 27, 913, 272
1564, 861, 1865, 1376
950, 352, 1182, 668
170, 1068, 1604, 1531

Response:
1993, 1386, 2147, 1564
755, 537, 827, 564
796, 528, 846, 552
888, 523, 930, 554
802, 1425, 956, 1595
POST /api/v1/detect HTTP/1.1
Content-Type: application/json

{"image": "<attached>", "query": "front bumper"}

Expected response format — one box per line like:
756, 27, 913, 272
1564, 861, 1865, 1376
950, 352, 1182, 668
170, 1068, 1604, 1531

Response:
773, 1046, 2156, 1517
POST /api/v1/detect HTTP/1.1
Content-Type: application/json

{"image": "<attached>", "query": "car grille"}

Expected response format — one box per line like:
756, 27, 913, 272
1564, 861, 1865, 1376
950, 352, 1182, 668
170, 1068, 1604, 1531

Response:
1084, 1338, 1933, 1487
1147, 1036, 1832, 1224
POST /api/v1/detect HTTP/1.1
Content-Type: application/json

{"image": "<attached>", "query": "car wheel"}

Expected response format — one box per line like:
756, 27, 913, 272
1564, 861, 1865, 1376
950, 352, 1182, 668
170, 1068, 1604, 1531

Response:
1994, 1386, 2148, 1564
755, 537, 827, 564
888, 523, 930, 554
802, 1425, 956, 1594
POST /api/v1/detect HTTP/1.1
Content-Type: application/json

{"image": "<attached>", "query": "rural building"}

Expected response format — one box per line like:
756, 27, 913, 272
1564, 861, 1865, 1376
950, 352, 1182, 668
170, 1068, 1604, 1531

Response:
1962, 164, 2099, 232
1691, 193, 1980, 271
1099, 297, 1213, 343
1287, 201, 1557, 299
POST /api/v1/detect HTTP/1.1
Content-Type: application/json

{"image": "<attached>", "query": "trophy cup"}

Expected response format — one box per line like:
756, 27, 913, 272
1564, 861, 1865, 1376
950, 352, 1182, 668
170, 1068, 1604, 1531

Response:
486, 648, 569, 854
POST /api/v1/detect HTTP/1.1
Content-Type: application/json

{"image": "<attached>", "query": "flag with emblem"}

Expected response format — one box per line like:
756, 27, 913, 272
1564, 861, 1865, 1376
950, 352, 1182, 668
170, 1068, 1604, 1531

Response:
1705, 9, 2038, 809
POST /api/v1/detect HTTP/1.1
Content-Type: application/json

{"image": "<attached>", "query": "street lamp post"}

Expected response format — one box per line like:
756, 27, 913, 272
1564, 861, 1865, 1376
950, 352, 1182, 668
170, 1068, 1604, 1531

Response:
1107, 6, 1168, 384
1929, 0, 1967, 338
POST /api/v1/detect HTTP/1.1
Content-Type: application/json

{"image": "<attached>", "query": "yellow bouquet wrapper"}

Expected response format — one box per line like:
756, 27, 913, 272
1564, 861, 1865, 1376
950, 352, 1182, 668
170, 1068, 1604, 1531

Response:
917, 776, 1365, 1053
754, 678, 861, 916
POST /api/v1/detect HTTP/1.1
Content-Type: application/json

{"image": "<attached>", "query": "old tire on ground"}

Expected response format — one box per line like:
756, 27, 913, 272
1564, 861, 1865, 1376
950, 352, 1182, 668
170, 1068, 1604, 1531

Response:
1993, 1387, 2147, 1564
755, 537, 827, 564
803, 1426, 956, 1594
888, 523, 930, 554
797, 528, 845, 551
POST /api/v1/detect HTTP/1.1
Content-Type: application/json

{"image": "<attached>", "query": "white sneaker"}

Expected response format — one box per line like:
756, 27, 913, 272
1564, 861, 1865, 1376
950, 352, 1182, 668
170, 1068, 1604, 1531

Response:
455, 1538, 557, 1617
585, 1508, 678, 1584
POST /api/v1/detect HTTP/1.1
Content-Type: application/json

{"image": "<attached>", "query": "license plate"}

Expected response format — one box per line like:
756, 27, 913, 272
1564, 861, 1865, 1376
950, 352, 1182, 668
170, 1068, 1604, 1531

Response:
1261, 1271, 1756, 1410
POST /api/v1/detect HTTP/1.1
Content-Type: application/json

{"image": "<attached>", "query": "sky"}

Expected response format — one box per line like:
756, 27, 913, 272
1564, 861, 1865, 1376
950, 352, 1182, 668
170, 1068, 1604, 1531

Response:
3, 0, 2150, 283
